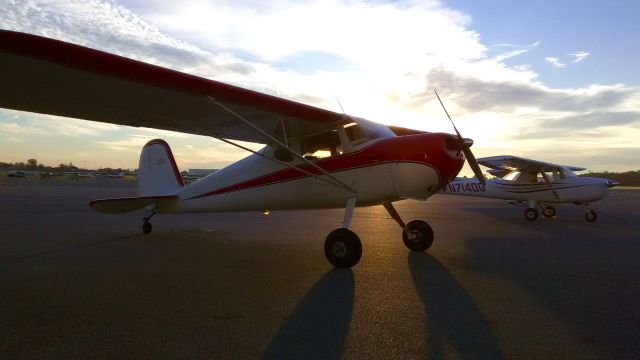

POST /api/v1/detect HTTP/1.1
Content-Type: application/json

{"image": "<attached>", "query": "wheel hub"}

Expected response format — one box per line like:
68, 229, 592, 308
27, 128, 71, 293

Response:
332, 241, 347, 258
408, 231, 422, 243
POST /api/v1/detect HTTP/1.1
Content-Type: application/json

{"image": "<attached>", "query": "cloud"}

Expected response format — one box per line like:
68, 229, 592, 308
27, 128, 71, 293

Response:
544, 51, 589, 69
141, 0, 482, 67
489, 41, 540, 62
95, 135, 153, 151
1, 1, 638, 172
0, 110, 121, 136
568, 51, 590, 63
0, 0, 250, 78
545, 57, 566, 68
425, 68, 634, 113
515, 111, 640, 139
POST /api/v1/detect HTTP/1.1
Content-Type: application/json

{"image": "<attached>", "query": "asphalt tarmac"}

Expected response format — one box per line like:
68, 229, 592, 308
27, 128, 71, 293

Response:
1, 177, 639, 359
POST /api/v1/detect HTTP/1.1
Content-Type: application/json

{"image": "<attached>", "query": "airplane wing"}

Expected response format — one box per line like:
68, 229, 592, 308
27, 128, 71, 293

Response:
0, 30, 347, 143
478, 155, 585, 173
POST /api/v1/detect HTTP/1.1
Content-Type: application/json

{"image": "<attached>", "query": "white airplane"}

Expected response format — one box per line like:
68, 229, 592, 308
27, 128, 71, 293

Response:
441, 155, 619, 222
0, 30, 485, 268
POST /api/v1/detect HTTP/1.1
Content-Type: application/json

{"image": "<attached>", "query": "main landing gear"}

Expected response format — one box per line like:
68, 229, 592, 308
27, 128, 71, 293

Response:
523, 200, 598, 222
324, 197, 362, 268
524, 200, 554, 221
584, 207, 598, 222
324, 199, 435, 268
142, 209, 156, 234
543, 205, 556, 218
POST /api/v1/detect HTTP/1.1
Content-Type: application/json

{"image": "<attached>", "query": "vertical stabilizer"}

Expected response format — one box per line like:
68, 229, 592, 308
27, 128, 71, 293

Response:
138, 139, 184, 196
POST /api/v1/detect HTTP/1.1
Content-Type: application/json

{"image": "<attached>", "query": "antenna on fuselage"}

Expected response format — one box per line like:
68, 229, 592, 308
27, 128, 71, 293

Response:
335, 96, 346, 115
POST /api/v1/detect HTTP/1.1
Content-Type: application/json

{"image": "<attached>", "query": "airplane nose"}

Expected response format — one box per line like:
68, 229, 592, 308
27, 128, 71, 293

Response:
606, 180, 619, 188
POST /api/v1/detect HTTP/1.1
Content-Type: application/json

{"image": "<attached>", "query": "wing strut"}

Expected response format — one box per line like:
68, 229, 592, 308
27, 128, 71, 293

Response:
205, 96, 357, 194
540, 171, 560, 199
280, 115, 289, 147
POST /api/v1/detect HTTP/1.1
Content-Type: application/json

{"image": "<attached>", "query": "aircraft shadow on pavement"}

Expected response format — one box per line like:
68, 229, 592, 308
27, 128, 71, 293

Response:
263, 269, 354, 360
409, 252, 503, 359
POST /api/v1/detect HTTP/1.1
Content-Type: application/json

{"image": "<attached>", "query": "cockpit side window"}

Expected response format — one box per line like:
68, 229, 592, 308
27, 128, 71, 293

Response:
502, 171, 520, 181
301, 130, 343, 160
344, 123, 369, 146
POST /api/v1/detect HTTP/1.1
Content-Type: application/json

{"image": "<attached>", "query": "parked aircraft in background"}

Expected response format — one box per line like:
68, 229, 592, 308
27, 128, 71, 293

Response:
7, 170, 26, 178
95, 172, 125, 179
0, 30, 484, 268
70, 172, 96, 180
441, 155, 618, 222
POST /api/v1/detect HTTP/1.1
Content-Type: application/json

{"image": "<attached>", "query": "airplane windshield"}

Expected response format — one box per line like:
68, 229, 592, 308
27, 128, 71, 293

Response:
344, 117, 395, 146
350, 117, 396, 139
298, 118, 394, 160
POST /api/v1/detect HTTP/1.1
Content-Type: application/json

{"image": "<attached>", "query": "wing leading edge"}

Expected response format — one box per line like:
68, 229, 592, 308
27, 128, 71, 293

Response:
478, 155, 586, 173
0, 30, 346, 143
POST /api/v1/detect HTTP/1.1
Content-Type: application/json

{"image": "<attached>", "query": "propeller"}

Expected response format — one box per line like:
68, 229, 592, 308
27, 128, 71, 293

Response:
434, 90, 486, 185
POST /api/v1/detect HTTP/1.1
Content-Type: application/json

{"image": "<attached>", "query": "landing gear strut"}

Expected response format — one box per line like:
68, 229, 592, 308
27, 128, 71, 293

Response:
384, 202, 434, 252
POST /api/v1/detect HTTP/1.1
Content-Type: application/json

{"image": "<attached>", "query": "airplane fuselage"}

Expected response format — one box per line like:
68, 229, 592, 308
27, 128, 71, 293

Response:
441, 177, 611, 204
160, 133, 465, 213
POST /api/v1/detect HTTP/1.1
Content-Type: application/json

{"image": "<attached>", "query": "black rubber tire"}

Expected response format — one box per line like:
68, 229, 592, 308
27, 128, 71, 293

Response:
524, 208, 538, 221
324, 228, 362, 268
402, 220, 434, 251
585, 211, 597, 222
543, 206, 556, 218
143, 221, 152, 234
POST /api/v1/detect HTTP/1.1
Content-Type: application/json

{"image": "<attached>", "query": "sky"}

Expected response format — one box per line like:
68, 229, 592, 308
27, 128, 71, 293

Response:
1, 0, 639, 174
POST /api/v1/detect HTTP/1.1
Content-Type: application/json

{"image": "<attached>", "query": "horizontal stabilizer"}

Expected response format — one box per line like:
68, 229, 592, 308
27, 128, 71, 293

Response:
89, 195, 178, 214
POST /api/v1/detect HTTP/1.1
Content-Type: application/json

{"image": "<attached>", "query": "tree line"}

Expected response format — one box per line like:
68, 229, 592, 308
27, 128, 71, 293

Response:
0, 159, 127, 173
579, 170, 640, 186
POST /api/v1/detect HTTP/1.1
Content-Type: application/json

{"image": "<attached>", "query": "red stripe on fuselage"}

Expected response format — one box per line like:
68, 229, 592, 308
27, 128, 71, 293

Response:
187, 133, 464, 200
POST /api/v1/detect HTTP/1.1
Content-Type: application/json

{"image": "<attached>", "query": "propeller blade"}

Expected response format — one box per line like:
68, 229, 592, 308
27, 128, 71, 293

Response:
433, 90, 486, 185
434, 89, 462, 140
463, 147, 486, 186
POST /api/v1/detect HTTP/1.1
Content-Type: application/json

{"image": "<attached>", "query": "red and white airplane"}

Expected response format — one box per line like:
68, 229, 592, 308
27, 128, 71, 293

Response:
0, 30, 484, 268
441, 155, 619, 222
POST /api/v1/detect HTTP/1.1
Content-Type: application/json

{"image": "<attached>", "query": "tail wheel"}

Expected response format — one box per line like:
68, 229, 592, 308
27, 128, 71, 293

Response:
585, 211, 597, 222
142, 222, 152, 234
324, 228, 362, 268
402, 220, 434, 251
543, 206, 556, 218
524, 208, 538, 221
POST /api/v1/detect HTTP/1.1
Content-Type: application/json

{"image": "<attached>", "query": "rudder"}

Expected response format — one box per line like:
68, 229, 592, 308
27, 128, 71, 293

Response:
138, 139, 184, 196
